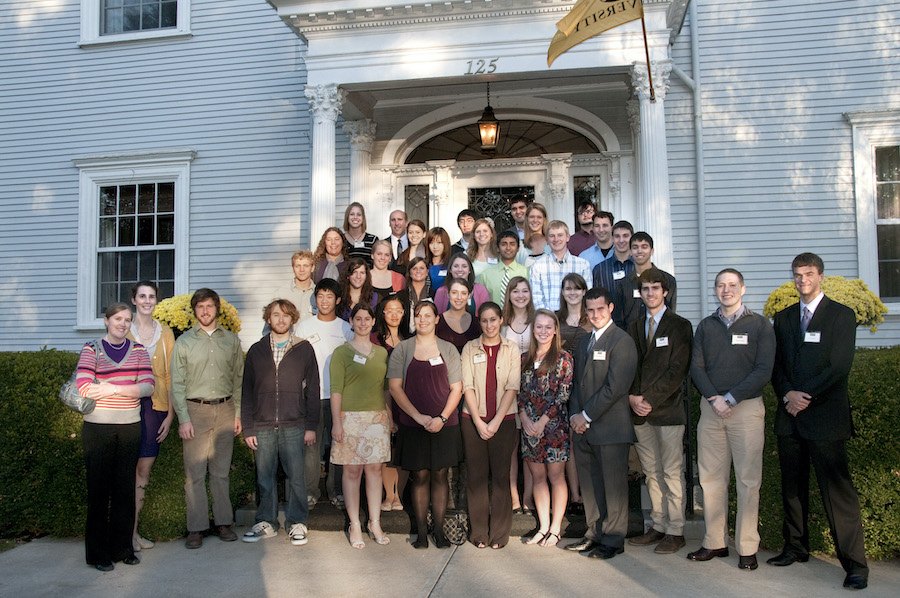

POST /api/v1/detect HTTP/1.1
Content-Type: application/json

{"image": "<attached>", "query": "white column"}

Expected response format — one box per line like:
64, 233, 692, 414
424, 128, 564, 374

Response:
305, 83, 345, 249
427, 160, 456, 231
378, 166, 396, 240
542, 153, 573, 225
631, 61, 674, 275
342, 119, 377, 222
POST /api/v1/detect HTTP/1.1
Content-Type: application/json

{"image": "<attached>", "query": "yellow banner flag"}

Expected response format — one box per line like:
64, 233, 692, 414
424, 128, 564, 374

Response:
548, 0, 644, 67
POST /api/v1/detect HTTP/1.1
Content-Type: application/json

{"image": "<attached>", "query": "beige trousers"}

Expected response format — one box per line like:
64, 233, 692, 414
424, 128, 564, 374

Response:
183, 400, 235, 532
633, 423, 685, 535
697, 396, 765, 556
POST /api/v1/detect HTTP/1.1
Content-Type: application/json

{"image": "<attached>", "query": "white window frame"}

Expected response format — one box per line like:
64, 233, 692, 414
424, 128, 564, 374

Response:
846, 108, 900, 310
73, 150, 194, 330
79, 0, 192, 47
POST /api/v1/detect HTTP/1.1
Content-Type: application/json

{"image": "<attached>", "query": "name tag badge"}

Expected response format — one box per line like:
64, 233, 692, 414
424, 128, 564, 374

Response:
593, 350, 607, 361
655, 336, 669, 348
732, 334, 749, 345
473, 353, 487, 364
429, 355, 444, 366
439, 269, 448, 276
805, 331, 821, 343
353, 241, 364, 248
633, 289, 641, 298
352, 354, 367, 365
487, 258, 499, 264
307, 333, 321, 344
613, 270, 626, 280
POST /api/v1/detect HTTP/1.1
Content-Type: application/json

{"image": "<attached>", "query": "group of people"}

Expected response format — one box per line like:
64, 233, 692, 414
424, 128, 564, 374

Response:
75, 198, 869, 590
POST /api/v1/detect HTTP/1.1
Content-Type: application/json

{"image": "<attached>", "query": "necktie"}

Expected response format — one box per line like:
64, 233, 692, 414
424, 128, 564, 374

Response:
500, 266, 511, 304
647, 316, 656, 342
586, 331, 598, 354
396, 238, 403, 259
801, 306, 811, 334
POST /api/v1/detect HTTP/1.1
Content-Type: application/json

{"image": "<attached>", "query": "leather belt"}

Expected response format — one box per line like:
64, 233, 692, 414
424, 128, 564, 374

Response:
187, 396, 232, 405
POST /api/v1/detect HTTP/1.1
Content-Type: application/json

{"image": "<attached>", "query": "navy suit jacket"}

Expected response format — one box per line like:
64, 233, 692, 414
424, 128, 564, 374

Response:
771, 295, 856, 441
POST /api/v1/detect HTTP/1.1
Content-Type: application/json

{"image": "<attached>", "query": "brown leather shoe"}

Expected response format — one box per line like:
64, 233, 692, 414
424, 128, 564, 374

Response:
654, 534, 686, 554
185, 532, 203, 549
217, 525, 238, 542
628, 528, 666, 546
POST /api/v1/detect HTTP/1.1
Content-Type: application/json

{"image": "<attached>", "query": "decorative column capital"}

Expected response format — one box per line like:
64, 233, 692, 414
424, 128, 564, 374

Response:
427, 160, 456, 207
542, 153, 573, 206
343, 119, 377, 153
630, 61, 672, 102
305, 84, 346, 122
626, 99, 641, 136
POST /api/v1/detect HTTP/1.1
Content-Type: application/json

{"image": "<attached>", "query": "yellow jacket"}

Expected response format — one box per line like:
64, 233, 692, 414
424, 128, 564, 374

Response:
127, 324, 175, 411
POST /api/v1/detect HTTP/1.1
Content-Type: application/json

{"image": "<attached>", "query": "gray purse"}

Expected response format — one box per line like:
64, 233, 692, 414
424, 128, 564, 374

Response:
59, 340, 101, 415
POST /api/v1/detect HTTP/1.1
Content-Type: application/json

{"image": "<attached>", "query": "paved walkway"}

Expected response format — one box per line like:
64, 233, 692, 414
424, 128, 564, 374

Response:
1, 527, 897, 597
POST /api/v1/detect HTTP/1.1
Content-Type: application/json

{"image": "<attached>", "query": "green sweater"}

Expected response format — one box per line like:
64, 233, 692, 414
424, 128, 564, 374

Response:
329, 343, 388, 411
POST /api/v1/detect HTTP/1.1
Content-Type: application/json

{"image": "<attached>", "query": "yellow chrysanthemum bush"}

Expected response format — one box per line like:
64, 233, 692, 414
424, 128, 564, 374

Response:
763, 276, 887, 332
153, 293, 242, 333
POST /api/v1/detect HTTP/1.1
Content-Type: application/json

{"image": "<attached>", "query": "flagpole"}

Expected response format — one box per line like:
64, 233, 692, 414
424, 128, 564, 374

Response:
640, 14, 656, 102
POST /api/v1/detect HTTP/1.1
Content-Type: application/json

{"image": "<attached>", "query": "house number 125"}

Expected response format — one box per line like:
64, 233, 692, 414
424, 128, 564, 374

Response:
465, 58, 499, 75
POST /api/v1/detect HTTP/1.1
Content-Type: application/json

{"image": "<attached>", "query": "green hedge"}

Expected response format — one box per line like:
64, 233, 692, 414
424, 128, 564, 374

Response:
0, 349, 255, 541
2, 347, 899, 559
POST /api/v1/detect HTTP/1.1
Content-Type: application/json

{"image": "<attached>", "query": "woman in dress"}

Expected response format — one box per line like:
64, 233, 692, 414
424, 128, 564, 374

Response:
394, 219, 427, 273
342, 202, 379, 265
396, 257, 432, 335
330, 304, 391, 548
370, 240, 406, 302
425, 227, 452, 289
372, 296, 410, 512
466, 218, 499, 278
127, 281, 175, 553
436, 278, 482, 353
77, 303, 155, 571
388, 301, 464, 549
338, 258, 377, 320
460, 302, 520, 549
556, 273, 591, 352
314, 226, 350, 282
518, 310, 573, 548
433, 253, 490, 316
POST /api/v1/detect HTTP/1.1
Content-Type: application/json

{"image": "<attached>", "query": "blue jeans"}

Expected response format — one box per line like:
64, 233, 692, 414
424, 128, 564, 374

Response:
254, 427, 308, 530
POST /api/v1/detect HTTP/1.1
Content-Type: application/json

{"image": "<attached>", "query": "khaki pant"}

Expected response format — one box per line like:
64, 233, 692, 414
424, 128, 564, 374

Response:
698, 397, 765, 556
183, 400, 235, 532
633, 423, 685, 535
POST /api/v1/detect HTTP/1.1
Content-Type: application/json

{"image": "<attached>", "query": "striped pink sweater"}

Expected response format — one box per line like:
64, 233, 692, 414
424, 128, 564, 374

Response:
77, 340, 154, 424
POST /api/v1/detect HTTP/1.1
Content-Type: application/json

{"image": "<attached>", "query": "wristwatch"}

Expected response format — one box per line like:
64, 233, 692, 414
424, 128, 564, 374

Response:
439, 415, 448, 423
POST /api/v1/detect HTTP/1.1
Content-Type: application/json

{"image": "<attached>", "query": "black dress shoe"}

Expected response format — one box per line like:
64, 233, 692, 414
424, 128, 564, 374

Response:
687, 546, 730, 561
843, 573, 868, 590
766, 550, 809, 566
92, 562, 114, 572
121, 555, 140, 565
584, 544, 624, 560
565, 537, 597, 552
738, 554, 758, 570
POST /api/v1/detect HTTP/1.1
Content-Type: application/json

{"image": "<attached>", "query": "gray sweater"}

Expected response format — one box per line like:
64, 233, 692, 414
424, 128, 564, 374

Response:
690, 308, 775, 404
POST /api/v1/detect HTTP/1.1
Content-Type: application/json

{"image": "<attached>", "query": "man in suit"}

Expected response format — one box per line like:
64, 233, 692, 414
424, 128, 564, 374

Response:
627, 268, 692, 555
565, 286, 638, 560
387, 210, 409, 261
769, 253, 868, 590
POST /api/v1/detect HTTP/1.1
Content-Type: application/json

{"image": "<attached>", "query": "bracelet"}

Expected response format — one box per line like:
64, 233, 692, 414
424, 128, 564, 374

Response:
439, 415, 448, 423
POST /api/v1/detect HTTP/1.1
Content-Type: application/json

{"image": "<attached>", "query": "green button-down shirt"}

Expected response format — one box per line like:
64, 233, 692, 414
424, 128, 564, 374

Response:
171, 325, 244, 424
476, 260, 529, 306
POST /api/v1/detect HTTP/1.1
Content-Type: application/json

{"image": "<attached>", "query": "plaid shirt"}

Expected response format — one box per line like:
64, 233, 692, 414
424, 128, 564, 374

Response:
530, 251, 593, 311
270, 334, 295, 369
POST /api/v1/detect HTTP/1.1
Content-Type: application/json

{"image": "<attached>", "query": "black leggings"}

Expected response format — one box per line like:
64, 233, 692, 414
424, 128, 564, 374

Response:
410, 467, 449, 540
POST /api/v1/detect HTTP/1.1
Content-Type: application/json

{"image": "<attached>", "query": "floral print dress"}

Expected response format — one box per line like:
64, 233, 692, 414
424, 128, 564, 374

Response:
517, 351, 574, 464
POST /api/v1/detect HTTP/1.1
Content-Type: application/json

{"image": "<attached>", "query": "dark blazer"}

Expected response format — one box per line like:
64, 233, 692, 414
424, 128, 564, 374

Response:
771, 296, 856, 441
628, 308, 692, 426
612, 266, 677, 330
571, 324, 639, 445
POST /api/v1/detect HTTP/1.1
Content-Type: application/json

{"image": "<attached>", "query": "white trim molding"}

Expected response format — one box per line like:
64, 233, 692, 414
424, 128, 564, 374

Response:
79, 0, 192, 47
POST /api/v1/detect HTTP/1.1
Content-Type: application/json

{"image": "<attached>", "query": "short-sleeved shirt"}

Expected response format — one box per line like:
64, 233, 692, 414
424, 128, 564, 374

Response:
329, 343, 388, 412
296, 317, 353, 399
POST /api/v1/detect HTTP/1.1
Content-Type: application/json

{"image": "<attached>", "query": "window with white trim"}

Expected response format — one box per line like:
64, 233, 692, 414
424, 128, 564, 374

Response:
80, 0, 191, 46
846, 108, 900, 305
74, 151, 193, 329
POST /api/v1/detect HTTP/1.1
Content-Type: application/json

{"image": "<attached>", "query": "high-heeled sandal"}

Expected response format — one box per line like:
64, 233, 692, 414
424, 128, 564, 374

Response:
367, 520, 390, 545
348, 522, 365, 549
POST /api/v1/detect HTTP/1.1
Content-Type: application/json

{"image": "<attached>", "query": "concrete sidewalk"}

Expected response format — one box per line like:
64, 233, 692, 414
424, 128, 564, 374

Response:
1, 526, 897, 598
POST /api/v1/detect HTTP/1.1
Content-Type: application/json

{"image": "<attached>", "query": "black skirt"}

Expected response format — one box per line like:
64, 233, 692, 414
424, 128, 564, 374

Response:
395, 423, 463, 471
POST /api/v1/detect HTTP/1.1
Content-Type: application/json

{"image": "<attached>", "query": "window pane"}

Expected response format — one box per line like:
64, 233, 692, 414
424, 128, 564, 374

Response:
138, 184, 156, 213
158, 281, 175, 301
121, 251, 138, 281
876, 146, 900, 182
878, 261, 900, 301
119, 217, 135, 246
877, 224, 900, 260
142, 4, 159, 29
99, 218, 116, 248
877, 223, 900, 300
119, 185, 136, 214
99, 252, 117, 282
157, 214, 174, 244
158, 182, 174, 212
159, 250, 175, 279
137, 215, 155, 246
100, 187, 118, 216
104, 7, 123, 34
877, 183, 900, 220
161, 1, 177, 27
123, 4, 141, 31
139, 251, 158, 280
98, 283, 119, 317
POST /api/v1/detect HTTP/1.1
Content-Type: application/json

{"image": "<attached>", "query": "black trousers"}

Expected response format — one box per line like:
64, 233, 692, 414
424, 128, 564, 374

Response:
777, 432, 868, 576
574, 438, 630, 549
83, 421, 141, 565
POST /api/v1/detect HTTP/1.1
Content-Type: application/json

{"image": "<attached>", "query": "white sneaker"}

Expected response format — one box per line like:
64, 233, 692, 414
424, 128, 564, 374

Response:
289, 523, 309, 546
242, 521, 277, 543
